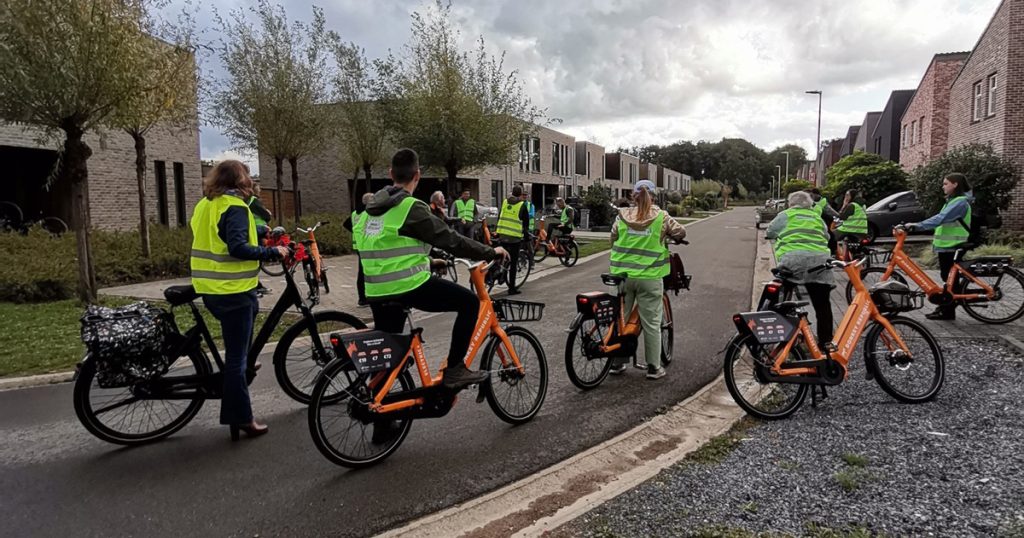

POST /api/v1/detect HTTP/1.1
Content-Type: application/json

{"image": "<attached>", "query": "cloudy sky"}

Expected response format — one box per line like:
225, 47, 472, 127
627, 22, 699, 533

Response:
188, 0, 1000, 174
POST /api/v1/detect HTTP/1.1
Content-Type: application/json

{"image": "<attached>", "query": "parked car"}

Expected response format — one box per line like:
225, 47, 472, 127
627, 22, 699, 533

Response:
864, 190, 928, 242
755, 199, 786, 229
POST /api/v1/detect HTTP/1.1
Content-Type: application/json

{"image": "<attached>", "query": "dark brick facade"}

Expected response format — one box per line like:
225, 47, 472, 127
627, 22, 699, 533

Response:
870, 90, 916, 162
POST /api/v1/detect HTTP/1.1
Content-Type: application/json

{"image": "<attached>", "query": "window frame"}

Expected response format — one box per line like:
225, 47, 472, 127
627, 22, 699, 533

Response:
973, 81, 984, 122
987, 73, 997, 117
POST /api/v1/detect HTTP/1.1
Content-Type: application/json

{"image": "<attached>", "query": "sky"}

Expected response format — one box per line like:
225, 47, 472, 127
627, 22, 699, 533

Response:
187, 0, 1001, 175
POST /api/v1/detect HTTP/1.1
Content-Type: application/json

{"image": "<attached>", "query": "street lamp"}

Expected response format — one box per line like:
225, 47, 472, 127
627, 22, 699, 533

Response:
806, 90, 822, 185
775, 165, 781, 200
781, 150, 790, 200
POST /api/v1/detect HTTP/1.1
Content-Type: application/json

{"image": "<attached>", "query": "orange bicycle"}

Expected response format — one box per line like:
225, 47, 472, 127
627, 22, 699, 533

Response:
725, 257, 945, 420
532, 216, 580, 267
307, 258, 549, 468
843, 225, 1024, 323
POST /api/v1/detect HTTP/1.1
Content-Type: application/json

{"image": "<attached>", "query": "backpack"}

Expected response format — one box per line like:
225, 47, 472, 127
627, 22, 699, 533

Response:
957, 200, 985, 247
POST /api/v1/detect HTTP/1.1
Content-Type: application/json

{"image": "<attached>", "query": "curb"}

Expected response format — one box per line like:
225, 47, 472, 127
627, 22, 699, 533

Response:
0, 371, 75, 392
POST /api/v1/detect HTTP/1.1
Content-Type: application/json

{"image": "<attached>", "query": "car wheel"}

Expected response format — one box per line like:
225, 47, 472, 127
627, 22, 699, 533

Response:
866, 223, 878, 244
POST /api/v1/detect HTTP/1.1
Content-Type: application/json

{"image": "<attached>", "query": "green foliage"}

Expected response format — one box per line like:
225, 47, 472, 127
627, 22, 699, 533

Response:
735, 183, 749, 199
768, 144, 809, 178
716, 138, 775, 194
583, 181, 615, 227
691, 179, 723, 198
841, 453, 869, 467
823, 151, 909, 205
666, 191, 684, 204
685, 418, 754, 465
908, 143, 1019, 221
782, 179, 812, 196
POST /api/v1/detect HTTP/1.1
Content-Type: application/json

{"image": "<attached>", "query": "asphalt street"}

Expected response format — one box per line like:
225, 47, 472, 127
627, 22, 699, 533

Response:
0, 207, 757, 538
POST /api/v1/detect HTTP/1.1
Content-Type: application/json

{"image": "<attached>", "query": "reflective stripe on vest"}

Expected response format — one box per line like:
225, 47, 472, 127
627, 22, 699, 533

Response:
836, 202, 868, 235
609, 212, 669, 279
359, 197, 431, 297
248, 196, 267, 227
773, 208, 830, 259
190, 195, 260, 295
933, 196, 971, 248
497, 200, 525, 239
455, 199, 475, 220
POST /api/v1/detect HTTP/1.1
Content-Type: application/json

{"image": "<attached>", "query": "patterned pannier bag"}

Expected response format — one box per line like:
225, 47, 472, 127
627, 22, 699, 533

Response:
80, 302, 177, 388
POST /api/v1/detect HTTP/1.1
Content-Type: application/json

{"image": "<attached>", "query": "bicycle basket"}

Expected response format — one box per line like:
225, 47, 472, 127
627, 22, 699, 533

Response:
869, 281, 924, 313
965, 256, 1013, 277
80, 302, 177, 388
329, 329, 412, 375
493, 299, 545, 322
663, 252, 691, 293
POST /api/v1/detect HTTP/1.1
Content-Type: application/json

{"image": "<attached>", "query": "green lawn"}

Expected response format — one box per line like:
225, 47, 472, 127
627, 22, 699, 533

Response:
0, 296, 298, 378
577, 240, 611, 258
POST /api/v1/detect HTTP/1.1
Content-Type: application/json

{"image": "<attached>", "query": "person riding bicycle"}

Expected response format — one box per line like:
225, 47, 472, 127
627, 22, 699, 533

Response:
360, 149, 509, 389
835, 188, 869, 244
343, 192, 375, 307
607, 180, 687, 380
496, 185, 531, 295
190, 160, 289, 440
906, 173, 974, 321
546, 197, 575, 242
765, 191, 834, 349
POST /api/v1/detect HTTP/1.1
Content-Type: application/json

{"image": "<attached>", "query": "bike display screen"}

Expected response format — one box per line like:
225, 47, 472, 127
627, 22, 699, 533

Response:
735, 312, 795, 345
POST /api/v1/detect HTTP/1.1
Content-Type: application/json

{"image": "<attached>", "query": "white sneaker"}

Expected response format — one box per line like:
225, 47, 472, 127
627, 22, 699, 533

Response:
646, 365, 666, 380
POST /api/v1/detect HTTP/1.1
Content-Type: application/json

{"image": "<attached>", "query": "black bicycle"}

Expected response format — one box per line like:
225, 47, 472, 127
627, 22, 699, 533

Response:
73, 249, 366, 446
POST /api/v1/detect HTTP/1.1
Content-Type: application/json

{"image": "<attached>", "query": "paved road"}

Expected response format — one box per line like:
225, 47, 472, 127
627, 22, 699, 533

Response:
0, 208, 758, 538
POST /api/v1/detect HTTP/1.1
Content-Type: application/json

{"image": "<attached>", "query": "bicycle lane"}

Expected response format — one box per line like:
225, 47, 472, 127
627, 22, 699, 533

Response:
0, 207, 757, 538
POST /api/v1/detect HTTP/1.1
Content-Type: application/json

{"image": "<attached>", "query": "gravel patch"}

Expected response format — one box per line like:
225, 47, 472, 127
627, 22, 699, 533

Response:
554, 338, 1024, 537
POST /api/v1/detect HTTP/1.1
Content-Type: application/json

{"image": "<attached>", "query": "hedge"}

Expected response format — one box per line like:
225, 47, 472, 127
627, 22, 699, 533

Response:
0, 213, 353, 303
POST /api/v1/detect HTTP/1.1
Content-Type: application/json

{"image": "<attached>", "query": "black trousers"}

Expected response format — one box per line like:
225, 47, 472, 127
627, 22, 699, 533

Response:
501, 240, 521, 292
356, 253, 366, 303
546, 223, 572, 239
370, 277, 479, 368
803, 283, 834, 347
937, 251, 957, 314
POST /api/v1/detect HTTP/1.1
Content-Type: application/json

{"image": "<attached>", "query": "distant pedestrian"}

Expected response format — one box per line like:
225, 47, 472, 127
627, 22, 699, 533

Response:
452, 189, 478, 238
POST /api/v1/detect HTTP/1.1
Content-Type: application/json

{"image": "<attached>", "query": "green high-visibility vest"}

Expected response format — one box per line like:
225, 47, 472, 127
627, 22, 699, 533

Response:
526, 201, 535, 231
609, 212, 669, 279
190, 195, 260, 295
497, 200, 525, 239
454, 198, 475, 220
933, 196, 971, 249
560, 206, 574, 230
359, 197, 431, 298
248, 196, 268, 227
836, 202, 868, 235
773, 208, 830, 259
351, 210, 364, 251
813, 197, 828, 216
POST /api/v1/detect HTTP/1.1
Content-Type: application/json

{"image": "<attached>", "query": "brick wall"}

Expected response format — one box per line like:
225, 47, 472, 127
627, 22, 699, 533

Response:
1002, 0, 1024, 228
257, 140, 353, 220
900, 55, 968, 171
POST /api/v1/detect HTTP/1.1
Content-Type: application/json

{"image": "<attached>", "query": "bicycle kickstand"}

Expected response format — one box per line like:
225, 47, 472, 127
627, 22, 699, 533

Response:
810, 385, 829, 407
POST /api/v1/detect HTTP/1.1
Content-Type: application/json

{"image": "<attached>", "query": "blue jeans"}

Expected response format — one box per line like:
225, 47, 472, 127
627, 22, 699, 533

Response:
202, 291, 258, 425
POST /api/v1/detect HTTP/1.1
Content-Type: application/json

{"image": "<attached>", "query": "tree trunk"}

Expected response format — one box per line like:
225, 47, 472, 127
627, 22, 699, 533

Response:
289, 156, 300, 222
363, 162, 372, 201
274, 156, 284, 223
62, 123, 97, 303
445, 161, 459, 201
131, 131, 151, 257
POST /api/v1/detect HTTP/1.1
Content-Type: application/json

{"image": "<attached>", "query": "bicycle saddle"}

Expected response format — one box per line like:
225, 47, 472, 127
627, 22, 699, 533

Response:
164, 285, 198, 306
601, 273, 625, 286
771, 267, 798, 280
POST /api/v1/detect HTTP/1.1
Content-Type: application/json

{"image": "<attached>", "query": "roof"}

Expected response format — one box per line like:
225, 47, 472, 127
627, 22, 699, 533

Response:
951, 0, 1010, 87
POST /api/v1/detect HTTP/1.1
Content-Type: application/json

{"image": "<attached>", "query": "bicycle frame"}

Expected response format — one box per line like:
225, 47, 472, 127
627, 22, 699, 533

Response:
365, 261, 526, 414
580, 289, 671, 355
879, 229, 995, 301
770, 261, 912, 378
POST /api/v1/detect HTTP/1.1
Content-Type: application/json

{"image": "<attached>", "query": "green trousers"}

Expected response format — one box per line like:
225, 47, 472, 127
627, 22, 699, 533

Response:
621, 277, 665, 368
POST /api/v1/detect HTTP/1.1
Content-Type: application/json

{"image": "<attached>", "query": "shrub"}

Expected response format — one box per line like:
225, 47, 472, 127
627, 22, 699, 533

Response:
691, 179, 723, 199
823, 151, 909, 205
782, 179, 811, 196
666, 191, 683, 204
908, 143, 1019, 224
583, 181, 615, 227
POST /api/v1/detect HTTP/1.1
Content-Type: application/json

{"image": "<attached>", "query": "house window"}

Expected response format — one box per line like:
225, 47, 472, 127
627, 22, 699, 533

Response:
901, 125, 907, 148
919, 116, 925, 143
519, 137, 528, 172
973, 81, 984, 121
987, 74, 997, 117
173, 162, 186, 227
911, 121, 917, 146
531, 137, 540, 172
490, 179, 503, 204
586, 151, 591, 178
154, 160, 169, 226
552, 142, 559, 176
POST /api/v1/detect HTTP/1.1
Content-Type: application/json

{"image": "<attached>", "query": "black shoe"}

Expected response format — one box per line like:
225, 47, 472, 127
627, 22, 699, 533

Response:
371, 420, 403, 445
609, 361, 628, 375
507, 288, 522, 296
357, 299, 369, 308
925, 308, 955, 320
442, 364, 489, 389
646, 365, 666, 380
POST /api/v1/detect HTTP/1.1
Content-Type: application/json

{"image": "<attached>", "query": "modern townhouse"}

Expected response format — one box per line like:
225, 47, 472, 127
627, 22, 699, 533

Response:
854, 112, 882, 153
869, 90, 916, 162
839, 125, 861, 158
604, 152, 639, 199
899, 52, 970, 171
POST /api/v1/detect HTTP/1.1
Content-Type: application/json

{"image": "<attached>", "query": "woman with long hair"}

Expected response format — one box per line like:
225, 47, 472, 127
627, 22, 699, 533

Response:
908, 173, 973, 320
607, 180, 687, 379
190, 160, 288, 440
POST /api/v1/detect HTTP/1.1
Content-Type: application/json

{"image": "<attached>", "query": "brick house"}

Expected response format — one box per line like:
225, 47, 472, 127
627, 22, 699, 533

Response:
899, 52, 970, 171
947, 0, 1024, 228
477, 123, 577, 210
575, 140, 606, 192
0, 121, 201, 231
657, 165, 690, 194
839, 125, 861, 157
869, 90, 916, 162
854, 112, 882, 152
604, 152, 639, 199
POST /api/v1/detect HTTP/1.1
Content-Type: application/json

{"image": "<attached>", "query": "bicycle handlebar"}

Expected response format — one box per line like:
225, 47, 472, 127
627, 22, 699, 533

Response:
809, 257, 865, 274
295, 221, 328, 234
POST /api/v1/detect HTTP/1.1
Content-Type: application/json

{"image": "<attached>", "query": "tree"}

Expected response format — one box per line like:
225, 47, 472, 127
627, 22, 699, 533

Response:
716, 138, 773, 194
909, 143, 1018, 224
334, 43, 389, 206
768, 144, 808, 181
583, 180, 614, 227
823, 151, 909, 205
107, 28, 198, 257
213, 1, 335, 222
0, 0, 159, 302
782, 179, 812, 196
377, 1, 543, 195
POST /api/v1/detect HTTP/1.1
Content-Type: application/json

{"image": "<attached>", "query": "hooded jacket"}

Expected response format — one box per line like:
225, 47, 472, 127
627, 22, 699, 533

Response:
497, 195, 530, 241
609, 205, 687, 244
365, 186, 496, 261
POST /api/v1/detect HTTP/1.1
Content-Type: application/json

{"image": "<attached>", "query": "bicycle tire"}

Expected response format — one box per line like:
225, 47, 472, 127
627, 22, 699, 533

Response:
660, 294, 674, 366
0, 201, 23, 231
722, 333, 808, 420
481, 326, 548, 424
845, 267, 908, 304
73, 350, 211, 445
558, 241, 579, 267
39, 216, 68, 236
514, 252, 531, 289
446, 263, 459, 284
533, 243, 549, 263
274, 310, 368, 404
863, 316, 944, 403
564, 318, 613, 390
321, 268, 330, 294
959, 267, 1024, 324
302, 259, 320, 303
260, 260, 287, 277
308, 360, 415, 468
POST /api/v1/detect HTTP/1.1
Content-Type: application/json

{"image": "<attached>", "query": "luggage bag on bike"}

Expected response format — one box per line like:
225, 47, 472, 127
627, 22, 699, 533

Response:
662, 252, 691, 293
80, 302, 177, 388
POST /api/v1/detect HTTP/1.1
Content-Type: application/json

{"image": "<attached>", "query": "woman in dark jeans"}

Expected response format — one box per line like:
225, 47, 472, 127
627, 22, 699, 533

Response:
190, 161, 288, 440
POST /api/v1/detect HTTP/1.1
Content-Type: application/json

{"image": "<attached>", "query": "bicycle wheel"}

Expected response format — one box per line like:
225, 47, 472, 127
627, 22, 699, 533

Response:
260, 260, 286, 277
564, 318, 613, 390
533, 242, 549, 263
446, 262, 459, 284
321, 267, 330, 294
0, 201, 23, 231
863, 316, 944, 403
723, 333, 809, 420
845, 267, 907, 304
274, 310, 368, 404
481, 326, 548, 424
514, 252, 531, 289
558, 241, 579, 267
308, 360, 415, 468
660, 294, 674, 367
959, 268, 1024, 324
73, 350, 211, 445
39, 216, 68, 236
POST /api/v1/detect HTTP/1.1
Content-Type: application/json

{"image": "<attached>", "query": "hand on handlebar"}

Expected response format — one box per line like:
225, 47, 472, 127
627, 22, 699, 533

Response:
493, 246, 510, 260
274, 246, 290, 259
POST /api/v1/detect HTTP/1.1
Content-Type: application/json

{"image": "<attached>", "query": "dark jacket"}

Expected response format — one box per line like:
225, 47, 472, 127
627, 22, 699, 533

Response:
217, 194, 280, 261
365, 186, 496, 260
497, 196, 530, 241
247, 196, 273, 224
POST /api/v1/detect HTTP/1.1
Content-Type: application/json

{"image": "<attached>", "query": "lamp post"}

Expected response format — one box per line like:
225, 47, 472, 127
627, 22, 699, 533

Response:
775, 165, 781, 200
805, 90, 822, 185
